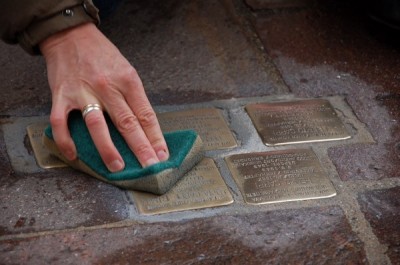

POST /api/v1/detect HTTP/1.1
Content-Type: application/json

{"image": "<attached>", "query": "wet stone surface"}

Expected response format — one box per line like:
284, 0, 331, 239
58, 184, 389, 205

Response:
328, 144, 399, 181
0, 170, 129, 236
0, 206, 367, 264
100, 0, 287, 105
250, 0, 400, 180
358, 187, 400, 264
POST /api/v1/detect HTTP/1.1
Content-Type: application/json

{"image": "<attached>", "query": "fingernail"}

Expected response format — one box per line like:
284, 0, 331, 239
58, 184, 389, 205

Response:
145, 158, 158, 167
108, 160, 125, 172
157, 150, 169, 161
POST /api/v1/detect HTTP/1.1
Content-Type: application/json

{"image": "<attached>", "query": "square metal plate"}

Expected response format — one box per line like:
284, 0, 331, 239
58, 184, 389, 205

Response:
245, 99, 351, 146
158, 108, 237, 150
225, 149, 336, 204
130, 158, 234, 215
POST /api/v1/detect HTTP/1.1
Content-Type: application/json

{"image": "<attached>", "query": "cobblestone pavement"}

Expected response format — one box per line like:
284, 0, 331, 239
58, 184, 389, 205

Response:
1, 0, 399, 264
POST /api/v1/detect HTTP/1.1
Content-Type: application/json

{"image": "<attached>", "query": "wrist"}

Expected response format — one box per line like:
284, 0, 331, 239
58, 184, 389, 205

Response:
39, 23, 97, 58
18, 0, 100, 55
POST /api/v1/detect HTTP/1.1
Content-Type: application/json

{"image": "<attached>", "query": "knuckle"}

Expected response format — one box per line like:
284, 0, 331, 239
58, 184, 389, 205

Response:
120, 76, 134, 88
122, 67, 138, 79
93, 74, 109, 90
49, 115, 71, 151
49, 114, 64, 128
137, 108, 157, 128
99, 149, 117, 164
56, 139, 71, 152
120, 69, 143, 90
84, 113, 103, 127
116, 113, 139, 133
134, 143, 153, 157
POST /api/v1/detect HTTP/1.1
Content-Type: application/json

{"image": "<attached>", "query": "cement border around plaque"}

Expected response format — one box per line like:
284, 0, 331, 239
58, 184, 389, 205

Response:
245, 99, 351, 146
130, 158, 234, 215
157, 108, 237, 151
225, 149, 337, 205
26, 123, 67, 169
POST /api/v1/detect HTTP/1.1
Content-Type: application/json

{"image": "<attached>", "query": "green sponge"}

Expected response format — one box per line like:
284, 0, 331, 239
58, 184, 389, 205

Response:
43, 111, 204, 195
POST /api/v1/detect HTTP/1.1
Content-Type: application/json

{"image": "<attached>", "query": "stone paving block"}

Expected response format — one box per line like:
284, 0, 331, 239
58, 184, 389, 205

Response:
250, 0, 400, 180
0, 170, 129, 236
0, 43, 50, 117
328, 144, 400, 181
0, 0, 288, 116
0, 96, 376, 225
358, 187, 400, 264
0, 206, 367, 264
99, 0, 287, 105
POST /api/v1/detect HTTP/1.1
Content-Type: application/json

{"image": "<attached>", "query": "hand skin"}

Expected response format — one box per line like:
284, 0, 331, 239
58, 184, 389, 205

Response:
39, 22, 169, 172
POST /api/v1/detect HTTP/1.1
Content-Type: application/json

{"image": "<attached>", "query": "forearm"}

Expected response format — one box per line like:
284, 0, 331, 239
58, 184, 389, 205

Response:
0, 0, 99, 54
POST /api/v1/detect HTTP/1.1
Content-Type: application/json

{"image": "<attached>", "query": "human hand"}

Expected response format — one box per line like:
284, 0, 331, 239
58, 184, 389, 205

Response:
40, 23, 169, 172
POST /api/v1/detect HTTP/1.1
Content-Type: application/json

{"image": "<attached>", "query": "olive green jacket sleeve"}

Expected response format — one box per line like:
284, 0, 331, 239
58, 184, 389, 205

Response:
0, 0, 100, 55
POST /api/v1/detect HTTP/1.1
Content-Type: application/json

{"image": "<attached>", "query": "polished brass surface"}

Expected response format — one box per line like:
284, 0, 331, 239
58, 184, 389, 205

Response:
131, 158, 233, 215
225, 149, 336, 204
26, 123, 67, 169
246, 99, 351, 146
157, 108, 237, 150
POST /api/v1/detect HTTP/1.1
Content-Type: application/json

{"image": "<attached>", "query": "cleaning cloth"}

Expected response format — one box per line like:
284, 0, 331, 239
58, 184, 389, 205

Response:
43, 111, 204, 195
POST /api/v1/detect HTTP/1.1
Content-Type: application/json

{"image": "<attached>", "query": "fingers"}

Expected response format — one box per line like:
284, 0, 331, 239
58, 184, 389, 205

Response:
107, 99, 163, 168
83, 104, 125, 172
124, 75, 168, 161
51, 86, 168, 171
51, 97, 125, 172
49, 100, 77, 161
125, 94, 169, 163
43, 24, 168, 172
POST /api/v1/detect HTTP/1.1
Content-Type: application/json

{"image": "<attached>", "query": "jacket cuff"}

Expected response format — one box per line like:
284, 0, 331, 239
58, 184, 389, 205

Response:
18, 0, 100, 55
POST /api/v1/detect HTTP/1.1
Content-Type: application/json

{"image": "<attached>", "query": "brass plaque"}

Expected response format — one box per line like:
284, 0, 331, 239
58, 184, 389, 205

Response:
246, 99, 351, 145
130, 158, 234, 215
157, 108, 237, 151
26, 123, 67, 169
225, 149, 336, 204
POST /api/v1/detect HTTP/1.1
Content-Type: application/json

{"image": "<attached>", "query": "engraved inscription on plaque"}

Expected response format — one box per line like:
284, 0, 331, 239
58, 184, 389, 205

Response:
246, 99, 351, 145
131, 158, 234, 215
27, 123, 67, 169
157, 108, 237, 151
225, 149, 336, 204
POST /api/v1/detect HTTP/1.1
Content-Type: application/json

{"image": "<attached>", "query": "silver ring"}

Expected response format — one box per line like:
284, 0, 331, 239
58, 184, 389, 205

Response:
82, 103, 102, 119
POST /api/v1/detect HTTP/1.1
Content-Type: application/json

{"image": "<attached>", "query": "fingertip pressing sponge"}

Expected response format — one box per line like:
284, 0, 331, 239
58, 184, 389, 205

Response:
43, 111, 204, 195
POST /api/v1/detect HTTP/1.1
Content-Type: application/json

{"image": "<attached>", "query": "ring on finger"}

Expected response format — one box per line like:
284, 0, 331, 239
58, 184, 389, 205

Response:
82, 103, 102, 119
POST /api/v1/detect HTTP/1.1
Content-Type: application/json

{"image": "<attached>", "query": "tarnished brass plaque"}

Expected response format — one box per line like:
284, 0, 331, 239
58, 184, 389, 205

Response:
130, 158, 233, 215
157, 108, 237, 151
246, 99, 351, 145
225, 149, 336, 204
26, 123, 67, 169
